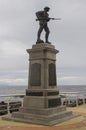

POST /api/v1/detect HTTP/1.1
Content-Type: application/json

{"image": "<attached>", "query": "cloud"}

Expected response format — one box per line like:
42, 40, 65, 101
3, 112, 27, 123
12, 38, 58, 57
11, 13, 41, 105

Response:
0, 69, 28, 85
57, 67, 86, 85
0, 78, 27, 85
58, 76, 86, 85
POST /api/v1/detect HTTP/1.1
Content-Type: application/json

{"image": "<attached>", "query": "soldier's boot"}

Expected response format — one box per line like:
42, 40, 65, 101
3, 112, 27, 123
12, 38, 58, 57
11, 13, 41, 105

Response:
46, 40, 51, 44
36, 39, 44, 44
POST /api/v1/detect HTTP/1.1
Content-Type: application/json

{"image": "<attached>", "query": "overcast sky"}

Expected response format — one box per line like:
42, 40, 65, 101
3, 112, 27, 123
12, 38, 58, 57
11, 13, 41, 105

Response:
0, 0, 86, 86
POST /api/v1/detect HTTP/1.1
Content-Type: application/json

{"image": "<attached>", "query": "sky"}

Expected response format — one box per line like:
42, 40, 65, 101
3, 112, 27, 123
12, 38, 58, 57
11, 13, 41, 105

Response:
0, 0, 86, 86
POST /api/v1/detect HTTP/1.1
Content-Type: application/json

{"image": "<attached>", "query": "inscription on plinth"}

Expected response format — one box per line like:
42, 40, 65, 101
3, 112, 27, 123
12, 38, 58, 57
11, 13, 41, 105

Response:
48, 98, 61, 108
49, 63, 56, 86
30, 63, 41, 86
26, 90, 43, 96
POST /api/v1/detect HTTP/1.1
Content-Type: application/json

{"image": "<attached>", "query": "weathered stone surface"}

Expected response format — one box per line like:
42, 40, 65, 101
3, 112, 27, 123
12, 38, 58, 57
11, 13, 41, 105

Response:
19, 106, 66, 115
3, 110, 77, 126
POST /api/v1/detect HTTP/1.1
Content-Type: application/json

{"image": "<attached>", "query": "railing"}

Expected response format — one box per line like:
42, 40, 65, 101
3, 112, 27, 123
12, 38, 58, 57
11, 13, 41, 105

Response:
60, 91, 86, 107
0, 92, 86, 115
0, 94, 24, 115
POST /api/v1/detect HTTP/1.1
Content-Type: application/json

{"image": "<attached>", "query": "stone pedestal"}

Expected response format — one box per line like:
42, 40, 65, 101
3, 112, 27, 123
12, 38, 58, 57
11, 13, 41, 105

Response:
3, 43, 76, 126
24, 43, 61, 109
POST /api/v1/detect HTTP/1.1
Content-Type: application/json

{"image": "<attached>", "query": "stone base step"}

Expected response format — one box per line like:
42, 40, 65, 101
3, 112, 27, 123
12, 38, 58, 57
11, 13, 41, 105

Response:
19, 106, 66, 115
12, 110, 72, 121
2, 111, 77, 126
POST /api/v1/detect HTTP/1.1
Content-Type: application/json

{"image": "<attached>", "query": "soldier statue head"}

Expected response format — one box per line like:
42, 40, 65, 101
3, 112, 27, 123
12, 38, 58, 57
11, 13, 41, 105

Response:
44, 7, 50, 12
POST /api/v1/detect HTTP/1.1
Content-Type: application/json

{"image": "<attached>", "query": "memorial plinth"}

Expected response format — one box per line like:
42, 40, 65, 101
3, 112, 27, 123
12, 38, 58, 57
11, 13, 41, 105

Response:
24, 43, 61, 109
3, 43, 76, 126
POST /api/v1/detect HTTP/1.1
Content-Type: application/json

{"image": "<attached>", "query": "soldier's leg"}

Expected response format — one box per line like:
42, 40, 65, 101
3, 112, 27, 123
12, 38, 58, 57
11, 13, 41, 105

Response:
44, 25, 50, 43
37, 25, 43, 42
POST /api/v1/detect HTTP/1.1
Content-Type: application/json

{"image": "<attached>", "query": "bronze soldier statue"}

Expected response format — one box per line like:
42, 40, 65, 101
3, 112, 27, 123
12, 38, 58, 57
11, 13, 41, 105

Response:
36, 7, 61, 44
36, 7, 51, 44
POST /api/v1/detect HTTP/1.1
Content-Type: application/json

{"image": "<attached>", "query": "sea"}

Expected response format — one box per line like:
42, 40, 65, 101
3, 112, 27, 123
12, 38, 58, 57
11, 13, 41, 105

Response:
0, 85, 86, 102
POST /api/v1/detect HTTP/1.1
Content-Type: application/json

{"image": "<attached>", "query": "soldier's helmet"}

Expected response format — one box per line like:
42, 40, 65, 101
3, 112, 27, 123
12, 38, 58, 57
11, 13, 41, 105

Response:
44, 6, 50, 11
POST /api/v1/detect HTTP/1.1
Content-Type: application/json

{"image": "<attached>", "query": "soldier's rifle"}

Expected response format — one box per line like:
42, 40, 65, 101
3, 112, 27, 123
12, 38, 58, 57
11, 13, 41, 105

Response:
36, 18, 61, 21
